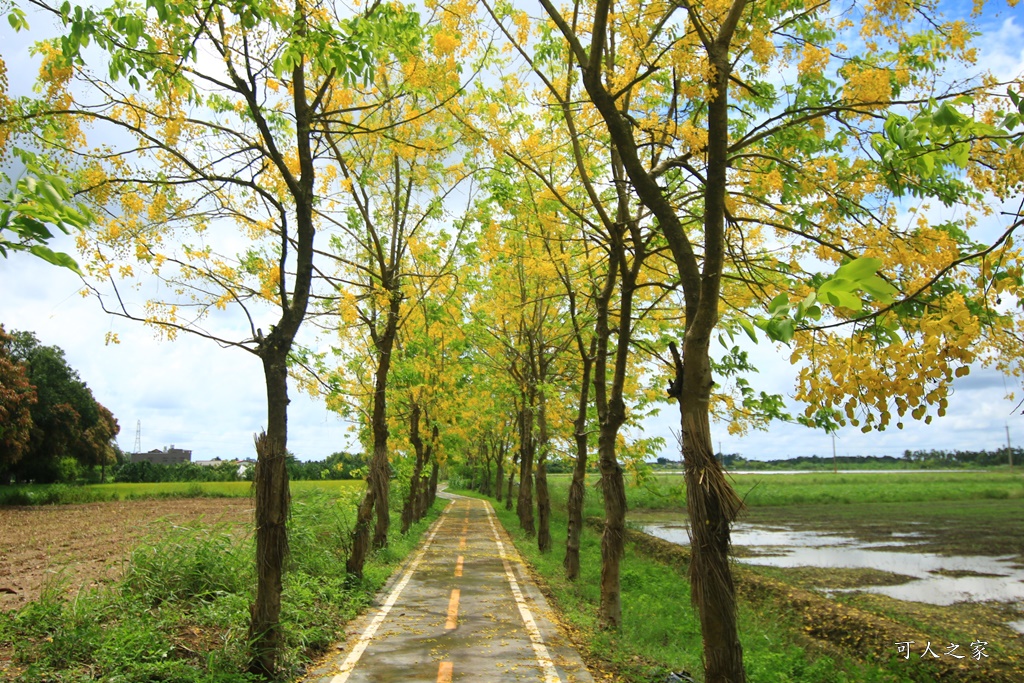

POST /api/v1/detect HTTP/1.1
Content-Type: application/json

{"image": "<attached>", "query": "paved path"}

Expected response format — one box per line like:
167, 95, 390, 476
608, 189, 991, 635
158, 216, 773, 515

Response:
304, 494, 594, 683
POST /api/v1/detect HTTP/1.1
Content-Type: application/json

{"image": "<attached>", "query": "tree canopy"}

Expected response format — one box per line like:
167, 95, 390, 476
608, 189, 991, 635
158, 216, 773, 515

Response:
0, 326, 120, 483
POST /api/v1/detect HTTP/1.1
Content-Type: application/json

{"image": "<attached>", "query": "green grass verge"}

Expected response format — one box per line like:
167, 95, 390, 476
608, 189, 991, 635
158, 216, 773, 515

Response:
0, 486, 440, 681
461, 489, 915, 683
0, 479, 364, 506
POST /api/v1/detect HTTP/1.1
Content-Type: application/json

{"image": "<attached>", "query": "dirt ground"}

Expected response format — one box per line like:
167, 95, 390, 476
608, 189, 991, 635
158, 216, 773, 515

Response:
0, 498, 253, 612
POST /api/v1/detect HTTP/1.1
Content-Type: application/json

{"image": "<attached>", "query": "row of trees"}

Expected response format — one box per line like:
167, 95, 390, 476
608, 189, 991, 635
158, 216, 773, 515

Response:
110, 450, 366, 482
0, 326, 120, 484
650, 450, 1022, 469
3, 0, 1022, 680
901, 448, 1021, 468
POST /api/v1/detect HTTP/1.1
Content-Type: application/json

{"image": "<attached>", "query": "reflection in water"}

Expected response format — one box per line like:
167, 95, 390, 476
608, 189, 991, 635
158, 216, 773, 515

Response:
642, 522, 1024, 607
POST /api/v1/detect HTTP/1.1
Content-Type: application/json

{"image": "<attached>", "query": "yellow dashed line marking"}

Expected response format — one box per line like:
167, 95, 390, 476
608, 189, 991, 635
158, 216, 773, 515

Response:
455, 555, 464, 578
437, 661, 453, 683
446, 589, 460, 630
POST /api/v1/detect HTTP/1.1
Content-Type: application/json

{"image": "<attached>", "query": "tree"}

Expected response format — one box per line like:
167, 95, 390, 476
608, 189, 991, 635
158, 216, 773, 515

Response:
0, 326, 37, 481
486, 0, 1024, 679
6, 329, 117, 483
17, 0, 422, 673
294, 22, 476, 575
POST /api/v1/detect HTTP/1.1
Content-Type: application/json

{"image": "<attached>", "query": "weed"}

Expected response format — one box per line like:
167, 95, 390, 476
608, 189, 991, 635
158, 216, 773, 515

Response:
123, 524, 253, 606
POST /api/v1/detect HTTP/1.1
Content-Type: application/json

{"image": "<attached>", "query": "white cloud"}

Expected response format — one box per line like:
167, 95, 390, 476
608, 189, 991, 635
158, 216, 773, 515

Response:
0, 231, 354, 462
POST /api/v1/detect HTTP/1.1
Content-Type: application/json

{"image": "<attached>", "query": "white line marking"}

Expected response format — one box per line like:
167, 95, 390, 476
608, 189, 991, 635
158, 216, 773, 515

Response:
483, 501, 562, 683
328, 501, 454, 683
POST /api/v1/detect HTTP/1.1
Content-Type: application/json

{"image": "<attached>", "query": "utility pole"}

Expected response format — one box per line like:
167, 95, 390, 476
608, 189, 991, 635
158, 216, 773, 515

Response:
832, 432, 837, 474
133, 420, 141, 459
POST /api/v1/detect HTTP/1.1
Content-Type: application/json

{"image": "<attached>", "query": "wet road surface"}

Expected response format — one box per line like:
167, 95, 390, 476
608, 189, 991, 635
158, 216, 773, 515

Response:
305, 494, 593, 683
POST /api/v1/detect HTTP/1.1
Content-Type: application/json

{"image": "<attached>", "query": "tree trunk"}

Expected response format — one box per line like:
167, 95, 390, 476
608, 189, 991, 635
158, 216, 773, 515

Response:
355, 287, 402, 563
596, 414, 626, 628
564, 352, 591, 578
516, 401, 535, 536
505, 454, 516, 510
370, 438, 390, 550
401, 472, 419, 534
495, 443, 504, 502
535, 456, 551, 552
535, 388, 551, 552
417, 473, 429, 519
248, 352, 292, 677
679, 350, 744, 682
427, 459, 439, 507
482, 441, 492, 495
345, 484, 376, 578
402, 402, 427, 534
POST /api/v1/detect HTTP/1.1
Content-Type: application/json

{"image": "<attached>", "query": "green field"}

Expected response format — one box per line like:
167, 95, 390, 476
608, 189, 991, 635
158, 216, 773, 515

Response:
0, 479, 364, 506
546, 469, 1024, 515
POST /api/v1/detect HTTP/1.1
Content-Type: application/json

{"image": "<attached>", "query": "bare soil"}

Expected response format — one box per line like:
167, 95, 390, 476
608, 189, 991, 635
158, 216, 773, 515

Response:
0, 498, 253, 612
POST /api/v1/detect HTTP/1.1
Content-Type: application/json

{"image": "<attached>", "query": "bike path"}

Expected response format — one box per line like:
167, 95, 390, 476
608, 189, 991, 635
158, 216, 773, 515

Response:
304, 493, 594, 683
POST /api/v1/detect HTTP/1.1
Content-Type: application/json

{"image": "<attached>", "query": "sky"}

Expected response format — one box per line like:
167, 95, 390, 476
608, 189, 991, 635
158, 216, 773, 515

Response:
1, 2, 1022, 463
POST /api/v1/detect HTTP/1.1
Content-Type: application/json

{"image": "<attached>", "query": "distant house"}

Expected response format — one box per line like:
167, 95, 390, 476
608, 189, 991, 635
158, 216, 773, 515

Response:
195, 457, 251, 478
131, 446, 192, 465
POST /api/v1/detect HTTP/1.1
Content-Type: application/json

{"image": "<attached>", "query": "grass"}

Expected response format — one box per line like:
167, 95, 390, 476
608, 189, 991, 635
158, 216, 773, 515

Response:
0, 479, 364, 506
545, 470, 1024, 517
0, 485, 440, 681
466, 490, 916, 683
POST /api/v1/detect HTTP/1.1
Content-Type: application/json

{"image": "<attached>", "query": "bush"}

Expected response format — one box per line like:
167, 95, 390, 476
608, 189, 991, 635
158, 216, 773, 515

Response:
123, 525, 253, 606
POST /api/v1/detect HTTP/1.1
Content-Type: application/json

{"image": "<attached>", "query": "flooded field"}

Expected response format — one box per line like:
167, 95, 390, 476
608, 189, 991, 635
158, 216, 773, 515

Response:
641, 520, 1024, 610
631, 498, 1024, 652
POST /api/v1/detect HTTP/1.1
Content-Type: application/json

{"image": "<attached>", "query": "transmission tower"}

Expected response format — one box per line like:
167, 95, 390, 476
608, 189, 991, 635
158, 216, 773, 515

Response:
133, 420, 141, 455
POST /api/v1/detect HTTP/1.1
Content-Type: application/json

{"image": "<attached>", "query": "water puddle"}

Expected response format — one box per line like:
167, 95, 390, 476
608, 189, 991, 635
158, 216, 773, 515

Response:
641, 522, 1024, 607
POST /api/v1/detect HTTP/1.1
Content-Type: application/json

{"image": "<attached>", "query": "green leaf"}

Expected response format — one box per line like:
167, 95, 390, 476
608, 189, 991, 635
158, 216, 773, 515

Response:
834, 257, 883, 282
28, 244, 81, 273
767, 292, 789, 315
818, 281, 863, 311
7, 7, 29, 31
932, 102, 965, 127
950, 142, 970, 168
738, 318, 758, 344
859, 275, 898, 302
766, 318, 795, 344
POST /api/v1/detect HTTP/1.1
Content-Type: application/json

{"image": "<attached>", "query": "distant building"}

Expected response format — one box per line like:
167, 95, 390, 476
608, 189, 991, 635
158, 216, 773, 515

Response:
193, 457, 228, 467
132, 446, 192, 465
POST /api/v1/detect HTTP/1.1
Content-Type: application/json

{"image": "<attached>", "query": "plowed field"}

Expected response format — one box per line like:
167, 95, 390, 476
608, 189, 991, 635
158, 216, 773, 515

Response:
0, 498, 253, 611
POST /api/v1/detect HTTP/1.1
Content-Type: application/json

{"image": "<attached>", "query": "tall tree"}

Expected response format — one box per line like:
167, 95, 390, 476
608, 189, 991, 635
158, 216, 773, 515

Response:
18, 0, 421, 673
0, 326, 37, 482
298, 12, 478, 575
490, 1, 1023, 679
